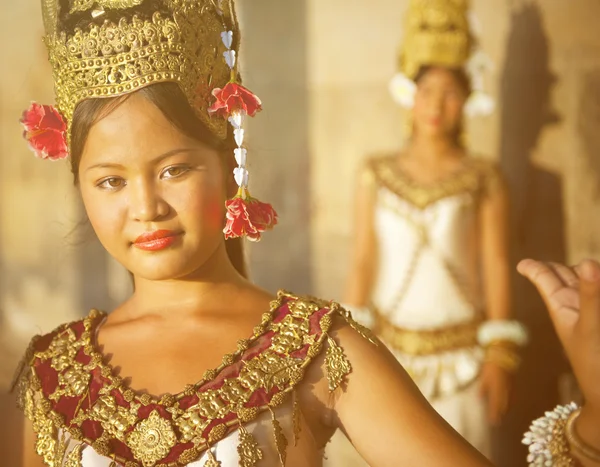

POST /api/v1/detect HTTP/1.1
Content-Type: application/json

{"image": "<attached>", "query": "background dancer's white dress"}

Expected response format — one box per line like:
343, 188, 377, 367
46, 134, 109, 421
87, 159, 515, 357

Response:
326, 155, 501, 466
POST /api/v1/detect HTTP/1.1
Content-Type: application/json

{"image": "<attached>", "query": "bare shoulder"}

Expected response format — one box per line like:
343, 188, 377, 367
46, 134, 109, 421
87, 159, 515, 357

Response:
465, 156, 507, 198
299, 303, 492, 465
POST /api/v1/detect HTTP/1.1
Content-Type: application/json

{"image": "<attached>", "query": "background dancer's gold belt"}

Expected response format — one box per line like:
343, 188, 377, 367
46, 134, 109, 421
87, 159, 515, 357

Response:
374, 313, 481, 356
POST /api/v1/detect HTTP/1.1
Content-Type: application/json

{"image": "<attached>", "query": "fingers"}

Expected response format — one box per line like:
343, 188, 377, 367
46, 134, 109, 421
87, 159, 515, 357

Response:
547, 262, 579, 288
518, 259, 579, 344
578, 259, 600, 332
517, 259, 563, 308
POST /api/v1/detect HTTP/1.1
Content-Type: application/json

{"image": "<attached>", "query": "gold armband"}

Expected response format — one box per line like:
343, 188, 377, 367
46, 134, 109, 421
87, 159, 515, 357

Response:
566, 408, 600, 463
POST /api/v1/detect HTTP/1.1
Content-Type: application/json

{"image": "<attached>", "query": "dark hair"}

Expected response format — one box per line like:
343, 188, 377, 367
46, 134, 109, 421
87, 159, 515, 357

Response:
70, 83, 248, 278
414, 65, 472, 95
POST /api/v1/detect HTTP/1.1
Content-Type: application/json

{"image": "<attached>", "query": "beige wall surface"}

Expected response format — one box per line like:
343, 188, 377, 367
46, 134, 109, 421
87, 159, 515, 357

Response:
2, 1, 600, 466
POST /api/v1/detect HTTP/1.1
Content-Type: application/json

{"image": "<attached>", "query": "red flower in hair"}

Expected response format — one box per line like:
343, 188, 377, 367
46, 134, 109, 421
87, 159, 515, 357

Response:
208, 82, 262, 118
20, 102, 68, 160
223, 190, 278, 242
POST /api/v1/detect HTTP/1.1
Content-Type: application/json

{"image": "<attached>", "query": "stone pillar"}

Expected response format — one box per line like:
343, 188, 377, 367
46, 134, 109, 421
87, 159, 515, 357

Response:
237, 0, 313, 294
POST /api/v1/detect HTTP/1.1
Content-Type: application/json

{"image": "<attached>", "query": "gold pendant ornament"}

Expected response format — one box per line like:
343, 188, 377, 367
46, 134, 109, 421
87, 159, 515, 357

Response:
203, 449, 222, 467
269, 408, 288, 466
64, 444, 85, 467
325, 337, 352, 391
127, 410, 177, 467
292, 393, 302, 446
237, 425, 263, 467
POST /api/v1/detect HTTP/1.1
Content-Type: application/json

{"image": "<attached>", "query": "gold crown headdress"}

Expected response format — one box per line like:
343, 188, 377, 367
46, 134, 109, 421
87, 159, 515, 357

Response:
389, 0, 495, 116
399, 0, 472, 80
21, 0, 277, 240
41, 0, 238, 140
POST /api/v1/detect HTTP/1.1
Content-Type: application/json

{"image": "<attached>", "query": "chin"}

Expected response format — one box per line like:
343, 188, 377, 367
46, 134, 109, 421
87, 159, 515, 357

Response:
129, 263, 201, 281
423, 125, 454, 139
111, 234, 223, 281
124, 250, 208, 281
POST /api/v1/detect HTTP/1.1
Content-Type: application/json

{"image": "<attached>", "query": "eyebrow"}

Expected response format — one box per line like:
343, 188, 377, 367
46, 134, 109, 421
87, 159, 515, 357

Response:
84, 148, 198, 172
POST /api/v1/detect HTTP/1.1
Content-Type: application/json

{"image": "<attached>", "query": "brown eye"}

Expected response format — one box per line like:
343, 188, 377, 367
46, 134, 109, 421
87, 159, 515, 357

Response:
97, 177, 125, 190
162, 165, 189, 179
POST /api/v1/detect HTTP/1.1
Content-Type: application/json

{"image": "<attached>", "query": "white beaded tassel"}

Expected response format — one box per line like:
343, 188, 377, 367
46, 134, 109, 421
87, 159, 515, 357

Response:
232, 122, 248, 192
522, 402, 578, 466
220, 30, 249, 195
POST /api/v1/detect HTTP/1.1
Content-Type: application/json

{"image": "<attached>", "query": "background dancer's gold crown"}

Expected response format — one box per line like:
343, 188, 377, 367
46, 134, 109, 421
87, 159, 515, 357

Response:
399, 0, 473, 79
41, 0, 239, 140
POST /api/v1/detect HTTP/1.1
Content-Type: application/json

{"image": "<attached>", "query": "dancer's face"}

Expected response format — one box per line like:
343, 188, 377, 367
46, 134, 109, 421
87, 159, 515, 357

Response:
413, 67, 468, 140
78, 92, 227, 281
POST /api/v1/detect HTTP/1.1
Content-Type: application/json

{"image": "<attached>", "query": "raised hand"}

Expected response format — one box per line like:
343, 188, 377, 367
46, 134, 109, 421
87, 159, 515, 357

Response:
518, 258, 600, 454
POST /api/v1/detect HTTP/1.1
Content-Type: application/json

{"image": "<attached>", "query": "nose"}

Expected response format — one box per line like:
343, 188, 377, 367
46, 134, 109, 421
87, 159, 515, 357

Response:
128, 178, 169, 222
431, 95, 444, 113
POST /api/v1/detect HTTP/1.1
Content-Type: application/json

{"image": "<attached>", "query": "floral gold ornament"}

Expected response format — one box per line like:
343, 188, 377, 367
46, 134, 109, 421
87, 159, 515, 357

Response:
64, 444, 84, 467
237, 425, 263, 467
127, 410, 177, 467
203, 449, 222, 467
177, 447, 199, 464
325, 337, 352, 391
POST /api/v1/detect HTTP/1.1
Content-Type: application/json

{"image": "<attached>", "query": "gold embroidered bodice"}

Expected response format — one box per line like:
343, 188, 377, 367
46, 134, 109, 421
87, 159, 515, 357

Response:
13, 291, 374, 467
369, 155, 502, 211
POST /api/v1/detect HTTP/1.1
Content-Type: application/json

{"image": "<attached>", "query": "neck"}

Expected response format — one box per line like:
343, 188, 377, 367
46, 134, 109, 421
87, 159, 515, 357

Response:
406, 133, 461, 163
127, 242, 249, 318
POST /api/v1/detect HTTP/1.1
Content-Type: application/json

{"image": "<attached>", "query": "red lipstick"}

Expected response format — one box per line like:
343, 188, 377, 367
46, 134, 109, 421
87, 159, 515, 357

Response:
133, 230, 180, 251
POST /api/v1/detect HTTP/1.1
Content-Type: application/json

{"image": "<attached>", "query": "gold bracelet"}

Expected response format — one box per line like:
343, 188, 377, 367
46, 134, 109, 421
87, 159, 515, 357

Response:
566, 408, 600, 462
485, 344, 521, 372
487, 339, 520, 351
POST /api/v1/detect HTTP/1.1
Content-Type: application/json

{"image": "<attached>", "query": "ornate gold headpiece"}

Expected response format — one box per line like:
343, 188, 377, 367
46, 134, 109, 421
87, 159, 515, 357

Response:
399, 0, 473, 79
41, 0, 239, 141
